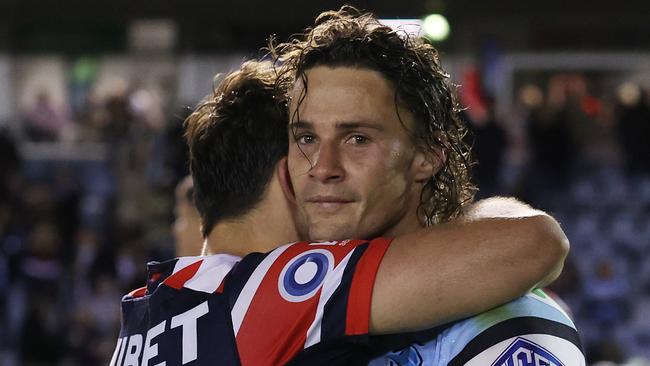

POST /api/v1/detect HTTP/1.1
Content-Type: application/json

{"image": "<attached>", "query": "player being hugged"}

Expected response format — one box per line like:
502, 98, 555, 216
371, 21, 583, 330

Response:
112, 47, 574, 365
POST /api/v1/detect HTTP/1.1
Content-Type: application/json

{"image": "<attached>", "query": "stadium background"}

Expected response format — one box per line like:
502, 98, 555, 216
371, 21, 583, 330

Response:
0, 0, 649, 364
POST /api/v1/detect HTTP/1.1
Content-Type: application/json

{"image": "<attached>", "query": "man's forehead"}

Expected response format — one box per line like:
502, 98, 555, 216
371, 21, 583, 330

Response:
291, 66, 394, 95
290, 67, 394, 110
288, 66, 416, 133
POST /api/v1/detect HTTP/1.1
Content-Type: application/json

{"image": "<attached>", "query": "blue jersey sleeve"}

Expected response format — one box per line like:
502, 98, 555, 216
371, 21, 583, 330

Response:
369, 290, 586, 366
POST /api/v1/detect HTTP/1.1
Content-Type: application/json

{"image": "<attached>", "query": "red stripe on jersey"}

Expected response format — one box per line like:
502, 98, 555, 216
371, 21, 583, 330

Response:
127, 286, 147, 298
345, 237, 392, 335
162, 259, 203, 290
216, 279, 225, 294
235, 241, 368, 366
150, 272, 162, 282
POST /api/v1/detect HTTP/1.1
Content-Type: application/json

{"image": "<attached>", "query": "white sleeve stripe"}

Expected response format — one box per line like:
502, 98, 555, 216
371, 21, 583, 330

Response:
184, 255, 239, 293
231, 243, 293, 336
304, 249, 355, 348
172, 256, 204, 275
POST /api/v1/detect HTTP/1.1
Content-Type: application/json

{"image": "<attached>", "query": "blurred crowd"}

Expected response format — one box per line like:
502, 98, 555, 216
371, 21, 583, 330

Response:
471, 75, 650, 364
1, 80, 190, 365
1, 68, 649, 365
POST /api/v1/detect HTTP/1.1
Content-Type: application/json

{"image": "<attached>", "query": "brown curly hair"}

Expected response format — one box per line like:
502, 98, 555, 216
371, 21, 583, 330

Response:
272, 6, 476, 225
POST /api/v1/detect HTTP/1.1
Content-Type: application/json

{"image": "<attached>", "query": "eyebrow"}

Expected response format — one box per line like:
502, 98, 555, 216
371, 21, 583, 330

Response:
288, 121, 312, 132
289, 120, 385, 132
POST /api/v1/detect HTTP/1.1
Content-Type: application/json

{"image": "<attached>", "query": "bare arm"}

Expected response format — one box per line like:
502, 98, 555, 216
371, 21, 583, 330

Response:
369, 197, 569, 334
461, 197, 565, 288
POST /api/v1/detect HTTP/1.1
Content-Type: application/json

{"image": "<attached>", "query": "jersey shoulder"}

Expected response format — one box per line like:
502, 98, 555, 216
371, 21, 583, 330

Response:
114, 255, 244, 366
444, 290, 585, 365
227, 239, 392, 366
369, 290, 586, 366
122, 254, 241, 301
116, 239, 393, 366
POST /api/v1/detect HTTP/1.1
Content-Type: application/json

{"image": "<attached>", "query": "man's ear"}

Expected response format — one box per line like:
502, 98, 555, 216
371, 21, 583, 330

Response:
412, 151, 435, 183
412, 135, 447, 183
277, 156, 297, 204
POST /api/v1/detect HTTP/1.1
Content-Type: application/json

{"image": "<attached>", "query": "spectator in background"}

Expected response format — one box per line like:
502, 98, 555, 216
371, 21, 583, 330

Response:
617, 83, 650, 175
468, 99, 507, 197
583, 258, 631, 330
19, 221, 66, 365
77, 90, 110, 142
547, 74, 619, 175
547, 75, 591, 165
104, 81, 132, 142
524, 84, 573, 202
23, 91, 70, 142
0, 129, 21, 203
0, 129, 21, 361
172, 175, 203, 257
68, 275, 121, 365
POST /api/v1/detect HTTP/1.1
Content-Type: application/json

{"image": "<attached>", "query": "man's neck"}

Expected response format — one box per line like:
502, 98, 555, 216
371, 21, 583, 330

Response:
202, 179, 299, 257
203, 219, 265, 257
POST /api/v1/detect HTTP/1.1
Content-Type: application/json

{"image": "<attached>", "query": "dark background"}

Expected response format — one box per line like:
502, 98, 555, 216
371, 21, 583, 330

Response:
0, 1, 649, 365
1, 0, 649, 52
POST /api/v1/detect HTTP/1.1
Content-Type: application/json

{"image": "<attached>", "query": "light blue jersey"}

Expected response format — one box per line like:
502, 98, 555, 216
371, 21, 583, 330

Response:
369, 290, 585, 365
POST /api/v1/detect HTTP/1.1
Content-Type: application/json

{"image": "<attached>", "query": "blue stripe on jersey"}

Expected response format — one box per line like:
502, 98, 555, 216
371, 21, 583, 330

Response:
223, 251, 269, 309
321, 242, 369, 341
286, 242, 389, 366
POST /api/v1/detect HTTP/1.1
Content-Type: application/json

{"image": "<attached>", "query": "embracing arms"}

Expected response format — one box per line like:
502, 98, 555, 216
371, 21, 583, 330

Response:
369, 197, 569, 334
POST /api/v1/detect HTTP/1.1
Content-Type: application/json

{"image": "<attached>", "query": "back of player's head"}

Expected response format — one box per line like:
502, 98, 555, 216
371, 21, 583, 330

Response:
275, 5, 476, 225
184, 61, 288, 237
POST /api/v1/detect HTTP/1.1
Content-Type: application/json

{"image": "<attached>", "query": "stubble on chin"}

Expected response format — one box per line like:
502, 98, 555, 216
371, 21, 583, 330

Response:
306, 218, 354, 242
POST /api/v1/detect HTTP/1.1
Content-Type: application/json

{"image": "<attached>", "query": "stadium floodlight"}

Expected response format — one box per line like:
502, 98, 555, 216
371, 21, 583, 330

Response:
422, 14, 450, 41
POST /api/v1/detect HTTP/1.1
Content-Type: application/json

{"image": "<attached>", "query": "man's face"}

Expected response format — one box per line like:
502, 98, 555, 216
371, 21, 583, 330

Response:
287, 66, 433, 241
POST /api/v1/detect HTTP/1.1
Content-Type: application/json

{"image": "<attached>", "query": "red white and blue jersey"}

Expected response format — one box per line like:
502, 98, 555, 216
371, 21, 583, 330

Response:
111, 238, 391, 366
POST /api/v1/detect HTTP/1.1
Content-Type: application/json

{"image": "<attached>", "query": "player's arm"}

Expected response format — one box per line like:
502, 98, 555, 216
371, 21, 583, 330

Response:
460, 197, 564, 288
369, 197, 569, 334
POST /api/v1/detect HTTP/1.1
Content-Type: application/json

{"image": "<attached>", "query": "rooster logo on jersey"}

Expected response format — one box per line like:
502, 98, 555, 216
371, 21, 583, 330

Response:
279, 249, 334, 302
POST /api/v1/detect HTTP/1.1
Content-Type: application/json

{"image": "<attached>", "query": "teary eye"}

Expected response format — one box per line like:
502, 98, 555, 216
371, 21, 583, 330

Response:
296, 134, 315, 144
347, 135, 368, 144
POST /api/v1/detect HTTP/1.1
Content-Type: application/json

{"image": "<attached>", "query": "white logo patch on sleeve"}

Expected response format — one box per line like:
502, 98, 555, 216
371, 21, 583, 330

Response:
278, 249, 335, 303
464, 335, 585, 366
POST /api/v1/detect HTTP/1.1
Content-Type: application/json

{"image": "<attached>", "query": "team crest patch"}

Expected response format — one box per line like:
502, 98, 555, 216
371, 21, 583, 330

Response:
278, 249, 334, 302
491, 337, 564, 366
386, 345, 423, 366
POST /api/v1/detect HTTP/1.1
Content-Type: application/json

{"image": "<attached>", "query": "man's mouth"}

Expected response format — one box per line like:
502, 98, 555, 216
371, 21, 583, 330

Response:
306, 195, 353, 210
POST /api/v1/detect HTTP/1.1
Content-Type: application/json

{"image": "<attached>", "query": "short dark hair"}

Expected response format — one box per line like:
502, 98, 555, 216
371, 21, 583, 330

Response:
274, 6, 476, 225
184, 61, 288, 237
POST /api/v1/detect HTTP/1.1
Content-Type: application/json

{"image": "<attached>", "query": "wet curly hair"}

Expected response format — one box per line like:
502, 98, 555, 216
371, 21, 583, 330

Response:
272, 5, 476, 225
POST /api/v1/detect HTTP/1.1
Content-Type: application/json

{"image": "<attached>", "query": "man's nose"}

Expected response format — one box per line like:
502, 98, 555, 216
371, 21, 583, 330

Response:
308, 143, 345, 183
